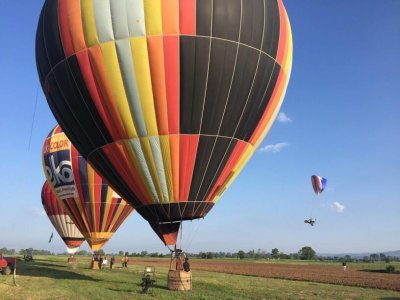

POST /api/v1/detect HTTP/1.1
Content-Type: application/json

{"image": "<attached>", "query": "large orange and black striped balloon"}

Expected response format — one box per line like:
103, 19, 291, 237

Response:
41, 181, 85, 254
42, 126, 134, 251
36, 0, 292, 245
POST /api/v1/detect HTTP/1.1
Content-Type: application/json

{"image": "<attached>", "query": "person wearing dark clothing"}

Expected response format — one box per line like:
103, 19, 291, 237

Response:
110, 256, 115, 269
183, 257, 190, 272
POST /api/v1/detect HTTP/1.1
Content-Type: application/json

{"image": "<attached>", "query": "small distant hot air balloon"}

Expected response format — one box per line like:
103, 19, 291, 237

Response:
42, 126, 134, 251
36, 0, 292, 246
41, 181, 85, 254
311, 175, 327, 195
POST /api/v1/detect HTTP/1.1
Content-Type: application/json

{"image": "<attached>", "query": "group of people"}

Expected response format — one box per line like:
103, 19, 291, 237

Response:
90, 252, 191, 272
92, 254, 116, 269
174, 249, 190, 272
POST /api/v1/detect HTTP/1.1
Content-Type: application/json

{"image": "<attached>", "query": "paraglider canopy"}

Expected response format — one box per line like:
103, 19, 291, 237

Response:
311, 175, 327, 195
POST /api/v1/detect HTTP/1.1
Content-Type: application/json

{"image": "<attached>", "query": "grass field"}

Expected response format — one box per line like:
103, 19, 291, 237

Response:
0, 256, 399, 299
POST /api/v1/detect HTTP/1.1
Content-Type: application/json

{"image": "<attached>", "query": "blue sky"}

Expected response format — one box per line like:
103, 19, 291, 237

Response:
0, 0, 399, 255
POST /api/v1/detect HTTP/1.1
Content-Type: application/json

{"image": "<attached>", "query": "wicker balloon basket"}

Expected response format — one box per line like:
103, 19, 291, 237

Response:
67, 257, 77, 263
167, 270, 192, 291
90, 261, 100, 270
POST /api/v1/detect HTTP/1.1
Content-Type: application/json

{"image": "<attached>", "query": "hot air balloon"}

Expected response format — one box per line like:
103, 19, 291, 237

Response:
41, 181, 85, 254
311, 175, 327, 195
42, 126, 134, 251
36, 0, 292, 246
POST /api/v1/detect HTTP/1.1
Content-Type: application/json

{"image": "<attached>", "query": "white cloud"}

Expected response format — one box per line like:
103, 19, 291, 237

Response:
258, 142, 289, 154
277, 112, 292, 123
331, 201, 345, 213
29, 207, 46, 217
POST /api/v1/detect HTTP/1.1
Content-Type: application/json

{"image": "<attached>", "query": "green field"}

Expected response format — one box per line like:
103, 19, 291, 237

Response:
0, 256, 399, 300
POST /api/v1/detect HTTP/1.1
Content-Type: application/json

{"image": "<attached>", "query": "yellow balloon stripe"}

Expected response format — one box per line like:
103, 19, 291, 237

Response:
81, 0, 100, 47
107, 204, 121, 231
159, 136, 174, 201
87, 164, 97, 231
143, 0, 163, 36
124, 140, 156, 202
140, 137, 165, 203
282, 10, 293, 76
65, 197, 91, 239
86, 232, 113, 251
108, 202, 128, 231
130, 37, 158, 136
100, 41, 138, 138
87, 232, 113, 239
254, 71, 289, 150
169, 135, 180, 202
100, 191, 113, 232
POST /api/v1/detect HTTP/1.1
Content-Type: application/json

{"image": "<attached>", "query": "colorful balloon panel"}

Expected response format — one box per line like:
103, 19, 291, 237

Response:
36, 0, 292, 244
41, 181, 85, 254
311, 175, 327, 195
42, 126, 134, 251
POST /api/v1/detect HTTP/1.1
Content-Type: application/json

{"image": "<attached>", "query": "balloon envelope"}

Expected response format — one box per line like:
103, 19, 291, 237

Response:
41, 181, 85, 254
311, 175, 327, 195
42, 126, 134, 251
36, 0, 292, 245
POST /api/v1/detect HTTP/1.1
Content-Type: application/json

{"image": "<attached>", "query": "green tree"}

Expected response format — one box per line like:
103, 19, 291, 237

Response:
344, 255, 352, 262
247, 250, 255, 259
271, 248, 279, 259
279, 253, 290, 259
238, 250, 245, 260
298, 246, 316, 260
370, 253, 378, 262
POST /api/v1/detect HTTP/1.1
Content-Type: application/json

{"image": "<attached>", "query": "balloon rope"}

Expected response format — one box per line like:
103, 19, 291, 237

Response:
184, 220, 202, 254
180, 222, 183, 249
28, 83, 40, 150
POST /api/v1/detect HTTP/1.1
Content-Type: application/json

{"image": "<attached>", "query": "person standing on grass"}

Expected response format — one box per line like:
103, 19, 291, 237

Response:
102, 257, 108, 269
342, 261, 347, 270
110, 256, 115, 269
124, 255, 129, 268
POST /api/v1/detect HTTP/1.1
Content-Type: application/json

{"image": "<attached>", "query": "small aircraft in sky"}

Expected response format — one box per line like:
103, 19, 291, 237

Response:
304, 218, 316, 226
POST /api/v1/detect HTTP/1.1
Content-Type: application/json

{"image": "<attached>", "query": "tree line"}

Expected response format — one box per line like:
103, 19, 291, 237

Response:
1, 246, 399, 262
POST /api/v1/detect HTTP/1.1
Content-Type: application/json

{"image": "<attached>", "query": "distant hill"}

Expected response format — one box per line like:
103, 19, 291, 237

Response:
384, 250, 400, 257
318, 250, 400, 259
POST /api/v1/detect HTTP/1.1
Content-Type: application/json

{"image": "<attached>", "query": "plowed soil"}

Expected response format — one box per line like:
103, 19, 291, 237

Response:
128, 258, 400, 291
